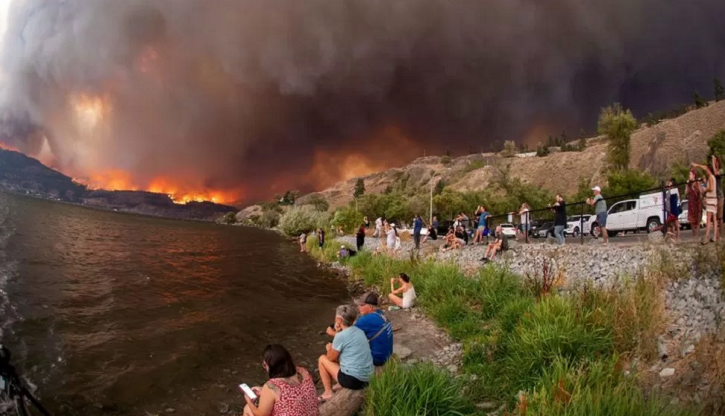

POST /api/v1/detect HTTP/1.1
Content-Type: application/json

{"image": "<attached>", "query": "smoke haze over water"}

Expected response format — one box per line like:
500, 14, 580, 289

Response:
0, 0, 724, 203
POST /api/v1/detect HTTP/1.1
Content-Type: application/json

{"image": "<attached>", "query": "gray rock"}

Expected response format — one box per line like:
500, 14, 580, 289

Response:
476, 402, 498, 410
659, 368, 676, 378
447, 365, 458, 373
394, 345, 413, 360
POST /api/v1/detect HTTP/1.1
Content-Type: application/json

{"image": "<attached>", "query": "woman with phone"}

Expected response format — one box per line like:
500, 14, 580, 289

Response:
242, 344, 318, 416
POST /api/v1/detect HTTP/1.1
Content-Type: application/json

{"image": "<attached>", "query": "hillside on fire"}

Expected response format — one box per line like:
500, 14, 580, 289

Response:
0, 147, 235, 221
236, 100, 725, 227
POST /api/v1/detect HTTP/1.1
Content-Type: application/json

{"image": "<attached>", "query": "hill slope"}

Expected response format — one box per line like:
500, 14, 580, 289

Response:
296, 101, 725, 209
0, 148, 234, 220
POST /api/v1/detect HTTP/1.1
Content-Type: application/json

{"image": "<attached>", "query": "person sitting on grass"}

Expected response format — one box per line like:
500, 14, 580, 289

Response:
242, 344, 319, 416
318, 305, 374, 402
337, 245, 357, 258
388, 273, 417, 309
480, 226, 508, 263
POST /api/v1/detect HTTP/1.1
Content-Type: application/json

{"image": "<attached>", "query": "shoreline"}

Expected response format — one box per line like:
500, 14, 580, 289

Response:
304, 232, 725, 415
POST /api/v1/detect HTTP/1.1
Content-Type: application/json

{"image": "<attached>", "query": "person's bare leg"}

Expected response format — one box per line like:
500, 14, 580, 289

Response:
602, 227, 608, 243
243, 404, 254, 416
318, 355, 340, 400
388, 293, 403, 307
675, 220, 681, 242
704, 214, 712, 242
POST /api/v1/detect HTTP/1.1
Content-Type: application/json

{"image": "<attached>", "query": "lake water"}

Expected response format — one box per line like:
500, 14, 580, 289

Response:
0, 191, 348, 415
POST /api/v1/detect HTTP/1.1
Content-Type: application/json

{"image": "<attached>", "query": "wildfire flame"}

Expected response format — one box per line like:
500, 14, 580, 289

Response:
80, 170, 236, 205
70, 93, 110, 132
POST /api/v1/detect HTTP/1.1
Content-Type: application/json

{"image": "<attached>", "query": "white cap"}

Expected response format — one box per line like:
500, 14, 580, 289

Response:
390, 223, 396, 227
592, 186, 601, 192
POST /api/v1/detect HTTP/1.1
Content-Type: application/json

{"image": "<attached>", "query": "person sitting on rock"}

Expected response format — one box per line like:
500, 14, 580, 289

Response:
441, 227, 462, 252
480, 226, 508, 262
242, 344, 319, 416
388, 273, 417, 309
338, 245, 356, 258
325, 293, 393, 367
318, 305, 374, 402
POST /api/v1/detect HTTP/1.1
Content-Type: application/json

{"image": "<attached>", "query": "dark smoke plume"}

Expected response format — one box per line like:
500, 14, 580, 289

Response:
1, 0, 724, 202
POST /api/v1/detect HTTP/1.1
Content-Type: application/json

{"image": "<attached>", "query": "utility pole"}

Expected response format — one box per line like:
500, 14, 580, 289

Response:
429, 175, 436, 225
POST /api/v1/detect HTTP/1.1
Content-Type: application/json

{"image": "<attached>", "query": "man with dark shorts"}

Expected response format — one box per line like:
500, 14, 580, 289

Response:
587, 186, 608, 244
412, 214, 424, 249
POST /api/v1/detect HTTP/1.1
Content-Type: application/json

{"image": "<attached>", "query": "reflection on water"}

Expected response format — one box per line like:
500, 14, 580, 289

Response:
0, 192, 348, 415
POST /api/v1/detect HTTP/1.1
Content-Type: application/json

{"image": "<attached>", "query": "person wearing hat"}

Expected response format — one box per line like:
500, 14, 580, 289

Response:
587, 186, 608, 243
324, 292, 393, 367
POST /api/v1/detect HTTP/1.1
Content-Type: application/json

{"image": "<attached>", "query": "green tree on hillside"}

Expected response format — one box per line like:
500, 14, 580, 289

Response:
433, 179, 446, 196
603, 170, 657, 204
353, 178, 366, 198
578, 138, 587, 151
597, 103, 638, 171
714, 78, 724, 102
694, 91, 707, 108
707, 130, 725, 158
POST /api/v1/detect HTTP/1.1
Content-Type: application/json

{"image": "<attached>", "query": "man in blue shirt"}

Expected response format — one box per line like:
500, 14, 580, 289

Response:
325, 292, 394, 366
474, 206, 490, 244
412, 214, 425, 249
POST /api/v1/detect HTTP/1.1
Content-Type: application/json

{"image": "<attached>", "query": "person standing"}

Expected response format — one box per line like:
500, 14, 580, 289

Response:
317, 228, 326, 249
474, 206, 489, 244
710, 155, 724, 234
587, 186, 608, 244
299, 232, 307, 253
687, 170, 703, 238
517, 203, 531, 244
666, 178, 681, 243
412, 214, 425, 249
551, 195, 567, 245
692, 161, 719, 243
356, 224, 366, 251
373, 217, 383, 238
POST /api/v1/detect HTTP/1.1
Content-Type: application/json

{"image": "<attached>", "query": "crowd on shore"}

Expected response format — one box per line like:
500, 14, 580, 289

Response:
239, 276, 417, 416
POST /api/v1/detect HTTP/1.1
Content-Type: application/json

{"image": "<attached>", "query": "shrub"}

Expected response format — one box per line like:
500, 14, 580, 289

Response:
354, 178, 366, 198
365, 361, 473, 416
218, 211, 237, 225
303, 195, 330, 212
501, 140, 518, 157
277, 205, 329, 236
598, 103, 638, 171
441, 155, 452, 165
707, 130, 725, 159
715, 78, 725, 102
602, 169, 658, 203
694, 91, 708, 109
331, 206, 364, 234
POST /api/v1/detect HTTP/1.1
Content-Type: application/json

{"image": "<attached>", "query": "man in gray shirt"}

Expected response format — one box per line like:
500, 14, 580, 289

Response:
587, 186, 608, 244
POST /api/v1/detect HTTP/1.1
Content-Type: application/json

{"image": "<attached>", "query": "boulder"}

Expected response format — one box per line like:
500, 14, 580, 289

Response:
319, 388, 366, 416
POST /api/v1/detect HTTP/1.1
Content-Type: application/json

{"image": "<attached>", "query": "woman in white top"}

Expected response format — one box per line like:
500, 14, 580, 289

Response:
385, 223, 396, 254
388, 273, 416, 309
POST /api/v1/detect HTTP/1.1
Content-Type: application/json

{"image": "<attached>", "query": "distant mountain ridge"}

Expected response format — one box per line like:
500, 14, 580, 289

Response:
0, 148, 235, 221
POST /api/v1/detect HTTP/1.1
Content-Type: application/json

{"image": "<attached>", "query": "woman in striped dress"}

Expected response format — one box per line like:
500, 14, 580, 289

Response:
692, 160, 718, 244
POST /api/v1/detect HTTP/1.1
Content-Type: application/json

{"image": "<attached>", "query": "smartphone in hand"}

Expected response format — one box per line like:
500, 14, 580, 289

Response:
240, 383, 258, 403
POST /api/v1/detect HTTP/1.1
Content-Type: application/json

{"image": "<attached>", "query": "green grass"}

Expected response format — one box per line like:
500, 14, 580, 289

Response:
318, 240, 697, 415
364, 361, 474, 416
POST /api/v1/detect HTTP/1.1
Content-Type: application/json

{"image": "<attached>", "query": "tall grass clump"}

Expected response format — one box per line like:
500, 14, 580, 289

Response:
524, 357, 699, 416
364, 361, 473, 416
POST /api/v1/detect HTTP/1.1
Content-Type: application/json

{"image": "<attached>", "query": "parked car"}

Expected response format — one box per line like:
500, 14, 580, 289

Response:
678, 199, 707, 229
565, 215, 596, 237
499, 223, 517, 238
605, 190, 679, 235
534, 222, 555, 238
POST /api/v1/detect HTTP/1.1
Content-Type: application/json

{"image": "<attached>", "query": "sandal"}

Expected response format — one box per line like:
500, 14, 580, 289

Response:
318, 395, 332, 404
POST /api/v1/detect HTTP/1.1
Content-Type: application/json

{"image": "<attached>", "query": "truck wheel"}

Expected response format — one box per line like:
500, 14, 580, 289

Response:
591, 223, 600, 238
647, 217, 661, 233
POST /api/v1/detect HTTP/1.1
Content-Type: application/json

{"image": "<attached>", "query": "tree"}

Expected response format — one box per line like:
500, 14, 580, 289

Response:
433, 179, 446, 196
353, 178, 365, 198
332, 207, 364, 233
578, 138, 587, 151
714, 78, 724, 102
304, 195, 329, 212
602, 170, 658, 205
694, 91, 707, 109
501, 140, 517, 157
597, 103, 638, 171
708, 130, 725, 159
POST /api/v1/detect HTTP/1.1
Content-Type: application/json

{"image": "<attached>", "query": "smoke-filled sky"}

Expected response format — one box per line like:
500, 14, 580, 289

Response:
0, 0, 724, 204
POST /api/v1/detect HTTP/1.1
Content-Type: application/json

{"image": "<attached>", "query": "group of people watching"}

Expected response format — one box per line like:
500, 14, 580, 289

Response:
689, 156, 722, 244
242, 274, 416, 415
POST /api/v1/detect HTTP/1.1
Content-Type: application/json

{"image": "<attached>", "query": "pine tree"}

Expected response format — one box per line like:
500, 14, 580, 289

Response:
694, 91, 708, 108
353, 178, 365, 198
714, 78, 725, 102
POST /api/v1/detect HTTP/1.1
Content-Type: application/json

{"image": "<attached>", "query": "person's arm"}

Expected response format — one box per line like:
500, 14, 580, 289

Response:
326, 341, 341, 362
245, 383, 276, 416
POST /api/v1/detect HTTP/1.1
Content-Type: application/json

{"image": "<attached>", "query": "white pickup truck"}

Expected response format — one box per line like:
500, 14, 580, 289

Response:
604, 190, 679, 234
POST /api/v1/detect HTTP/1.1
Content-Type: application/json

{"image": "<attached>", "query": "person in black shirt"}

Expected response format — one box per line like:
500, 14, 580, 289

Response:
550, 194, 567, 245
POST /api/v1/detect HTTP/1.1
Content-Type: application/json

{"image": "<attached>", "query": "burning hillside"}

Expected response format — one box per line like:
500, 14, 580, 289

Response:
0, 0, 724, 205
